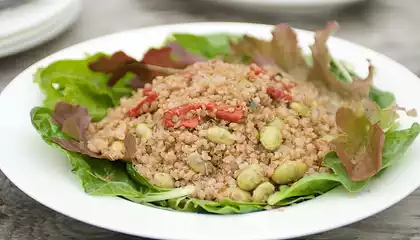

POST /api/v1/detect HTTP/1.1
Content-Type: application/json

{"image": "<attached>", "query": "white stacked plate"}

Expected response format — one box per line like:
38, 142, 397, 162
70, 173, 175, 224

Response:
0, 0, 81, 58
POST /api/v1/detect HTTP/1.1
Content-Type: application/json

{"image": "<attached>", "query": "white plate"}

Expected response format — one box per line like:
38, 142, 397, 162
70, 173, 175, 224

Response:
199, 0, 367, 13
0, 0, 81, 57
0, 0, 76, 37
0, 22, 419, 240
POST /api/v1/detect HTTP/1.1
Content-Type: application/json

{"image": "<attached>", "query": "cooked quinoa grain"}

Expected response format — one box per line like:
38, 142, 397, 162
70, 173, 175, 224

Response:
86, 60, 347, 201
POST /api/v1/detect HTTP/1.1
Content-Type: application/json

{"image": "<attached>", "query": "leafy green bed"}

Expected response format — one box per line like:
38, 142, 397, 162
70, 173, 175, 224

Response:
30, 24, 420, 214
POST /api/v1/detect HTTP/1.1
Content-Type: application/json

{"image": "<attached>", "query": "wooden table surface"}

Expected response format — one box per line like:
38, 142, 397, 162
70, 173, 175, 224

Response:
1, 0, 420, 239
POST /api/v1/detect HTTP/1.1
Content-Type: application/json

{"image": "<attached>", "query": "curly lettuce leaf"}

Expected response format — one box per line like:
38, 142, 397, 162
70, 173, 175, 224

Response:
229, 24, 308, 79
89, 50, 182, 89
330, 107, 385, 181
34, 54, 130, 121
325, 123, 420, 192
48, 102, 104, 159
308, 22, 374, 99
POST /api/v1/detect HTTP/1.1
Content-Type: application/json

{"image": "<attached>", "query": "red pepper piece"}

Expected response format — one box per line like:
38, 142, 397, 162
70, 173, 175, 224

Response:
179, 117, 201, 128
183, 72, 193, 81
247, 64, 267, 81
282, 83, 296, 90
206, 103, 244, 123
143, 88, 153, 96
127, 90, 158, 117
163, 103, 244, 128
267, 87, 292, 101
250, 64, 266, 75
163, 104, 203, 128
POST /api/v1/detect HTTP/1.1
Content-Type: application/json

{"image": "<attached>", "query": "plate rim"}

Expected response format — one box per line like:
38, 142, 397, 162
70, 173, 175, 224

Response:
197, 0, 366, 8
0, 21, 419, 240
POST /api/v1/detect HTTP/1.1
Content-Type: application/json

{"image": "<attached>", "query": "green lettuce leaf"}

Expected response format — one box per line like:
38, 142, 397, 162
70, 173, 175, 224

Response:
126, 162, 166, 191
167, 197, 265, 214
170, 33, 242, 59
127, 161, 266, 213
31, 107, 142, 197
369, 87, 395, 109
275, 195, 315, 206
31, 107, 192, 201
381, 122, 420, 169
34, 54, 131, 121
267, 173, 340, 205
128, 186, 195, 203
323, 152, 368, 192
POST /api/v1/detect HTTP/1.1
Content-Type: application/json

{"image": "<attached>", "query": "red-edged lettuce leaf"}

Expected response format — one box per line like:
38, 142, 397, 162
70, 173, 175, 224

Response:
308, 22, 374, 99
229, 24, 308, 79
52, 101, 91, 141
89, 49, 183, 89
330, 107, 385, 181
230, 22, 374, 99
88, 41, 206, 90
51, 101, 137, 161
51, 102, 102, 158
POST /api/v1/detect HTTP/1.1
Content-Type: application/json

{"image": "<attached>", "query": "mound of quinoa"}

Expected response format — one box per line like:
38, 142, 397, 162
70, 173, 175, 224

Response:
86, 60, 347, 201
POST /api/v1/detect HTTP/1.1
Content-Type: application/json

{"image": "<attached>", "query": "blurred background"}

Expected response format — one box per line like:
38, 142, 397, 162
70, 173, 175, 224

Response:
1, 0, 420, 239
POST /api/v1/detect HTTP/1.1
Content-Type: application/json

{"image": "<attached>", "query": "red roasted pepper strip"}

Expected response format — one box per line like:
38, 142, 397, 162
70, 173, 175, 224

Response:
267, 87, 292, 101
206, 103, 244, 123
163, 102, 245, 128
127, 89, 158, 117
163, 104, 202, 128
143, 87, 153, 96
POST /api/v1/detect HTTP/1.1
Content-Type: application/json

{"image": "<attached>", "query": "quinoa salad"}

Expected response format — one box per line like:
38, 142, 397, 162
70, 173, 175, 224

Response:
31, 22, 420, 214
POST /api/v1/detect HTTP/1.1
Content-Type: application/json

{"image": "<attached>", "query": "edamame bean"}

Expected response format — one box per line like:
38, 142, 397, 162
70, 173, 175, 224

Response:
224, 187, 252, 202
236, 165, 264, 191
135, 123, 152, 140
187, 152, 214, 175
252, 182, 275, 203
260, 125, 282, 151
153, 173, 175, 188
290, 102, 310, 116
207, 127, 236, 145
271, 161, 308, 184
